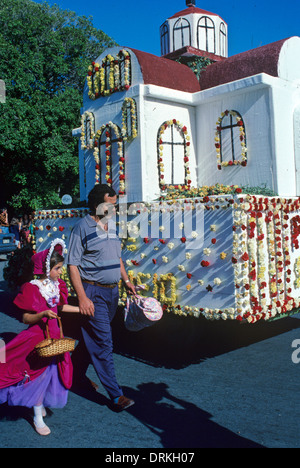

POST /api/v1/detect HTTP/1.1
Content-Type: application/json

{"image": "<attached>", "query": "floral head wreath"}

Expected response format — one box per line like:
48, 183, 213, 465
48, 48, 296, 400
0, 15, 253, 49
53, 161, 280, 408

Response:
45, 238, 66, 277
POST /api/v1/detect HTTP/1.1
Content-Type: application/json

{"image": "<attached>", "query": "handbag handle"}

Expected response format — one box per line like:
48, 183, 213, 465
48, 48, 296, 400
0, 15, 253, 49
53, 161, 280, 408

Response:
45, 316, 63, 340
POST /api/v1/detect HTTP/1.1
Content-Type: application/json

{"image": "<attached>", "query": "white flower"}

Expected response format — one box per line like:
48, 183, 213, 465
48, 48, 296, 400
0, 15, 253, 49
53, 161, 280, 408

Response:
203, 248, 211, 256
214, 278, 222, 286
162, 256, 169, 263
178, 264, 185, 272
191, 231, 198, 238
167, 242, 175, 250
39, 226, 44, 231
185, 253, 192, 260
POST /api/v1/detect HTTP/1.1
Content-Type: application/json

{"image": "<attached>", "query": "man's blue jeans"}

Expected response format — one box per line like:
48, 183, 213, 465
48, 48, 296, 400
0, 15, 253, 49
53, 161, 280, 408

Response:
80, 282, 123, 400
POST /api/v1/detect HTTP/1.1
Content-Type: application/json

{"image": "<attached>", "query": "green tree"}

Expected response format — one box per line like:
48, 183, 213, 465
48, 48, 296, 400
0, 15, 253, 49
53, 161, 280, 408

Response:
0, 0, 117, 213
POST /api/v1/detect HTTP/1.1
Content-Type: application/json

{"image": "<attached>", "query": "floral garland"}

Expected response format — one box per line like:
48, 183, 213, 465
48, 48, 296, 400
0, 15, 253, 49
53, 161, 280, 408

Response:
153, 273, 177, 307
291, 215, 300, 249
294, 257, 300, 289
93, 122, 125, 194
80, 112, 95, 150
232, 195, 300, 323
215, 110, 247, 169
158, 119, 191, 190
121, 98, 138, 141
87, 50, 131, 100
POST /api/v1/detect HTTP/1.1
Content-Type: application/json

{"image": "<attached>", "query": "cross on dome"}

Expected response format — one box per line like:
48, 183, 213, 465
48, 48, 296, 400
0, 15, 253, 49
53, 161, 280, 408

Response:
186, 0, 196, 6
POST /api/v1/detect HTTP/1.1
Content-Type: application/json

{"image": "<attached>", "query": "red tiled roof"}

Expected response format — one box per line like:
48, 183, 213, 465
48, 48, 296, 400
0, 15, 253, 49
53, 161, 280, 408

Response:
169, 7, 219, 19
200, 39, 289, 90
130, 48, 201, 93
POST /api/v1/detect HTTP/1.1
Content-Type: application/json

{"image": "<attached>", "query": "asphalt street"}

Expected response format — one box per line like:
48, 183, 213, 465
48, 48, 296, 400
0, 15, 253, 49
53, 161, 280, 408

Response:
0, 258, 300, 449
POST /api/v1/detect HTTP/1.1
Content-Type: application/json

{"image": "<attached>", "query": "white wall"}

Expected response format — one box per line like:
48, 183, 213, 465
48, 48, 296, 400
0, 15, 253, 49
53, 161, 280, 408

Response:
142, 96, 197, 202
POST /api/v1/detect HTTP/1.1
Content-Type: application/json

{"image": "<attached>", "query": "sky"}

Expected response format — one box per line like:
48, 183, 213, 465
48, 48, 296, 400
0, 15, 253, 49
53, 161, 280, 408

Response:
32, 0, 300, 58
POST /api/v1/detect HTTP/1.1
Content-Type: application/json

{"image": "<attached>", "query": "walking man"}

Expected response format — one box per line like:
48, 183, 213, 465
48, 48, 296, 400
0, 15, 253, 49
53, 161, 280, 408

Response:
68, 184, 136, 411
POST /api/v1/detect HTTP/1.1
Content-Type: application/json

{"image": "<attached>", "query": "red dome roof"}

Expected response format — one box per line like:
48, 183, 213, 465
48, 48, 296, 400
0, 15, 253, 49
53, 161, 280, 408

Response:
199, 39, 289, 90
130, 48, 201, 93
169, 6, 219, 19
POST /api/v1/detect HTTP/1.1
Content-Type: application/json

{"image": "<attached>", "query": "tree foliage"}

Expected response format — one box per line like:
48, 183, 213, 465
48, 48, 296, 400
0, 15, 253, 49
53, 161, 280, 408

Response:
0, 0, 117, 213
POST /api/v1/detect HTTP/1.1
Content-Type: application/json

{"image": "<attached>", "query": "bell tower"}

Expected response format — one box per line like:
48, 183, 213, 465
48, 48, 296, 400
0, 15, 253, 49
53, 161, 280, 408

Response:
160, 0, 228, 62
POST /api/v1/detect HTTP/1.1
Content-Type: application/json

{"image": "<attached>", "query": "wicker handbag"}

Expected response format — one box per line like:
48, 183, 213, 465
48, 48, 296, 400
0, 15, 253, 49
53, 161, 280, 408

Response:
35, 317, 76, 358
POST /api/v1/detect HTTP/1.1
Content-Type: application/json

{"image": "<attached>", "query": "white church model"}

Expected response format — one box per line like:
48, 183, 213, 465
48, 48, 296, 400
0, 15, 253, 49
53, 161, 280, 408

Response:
35, 1, 300, 323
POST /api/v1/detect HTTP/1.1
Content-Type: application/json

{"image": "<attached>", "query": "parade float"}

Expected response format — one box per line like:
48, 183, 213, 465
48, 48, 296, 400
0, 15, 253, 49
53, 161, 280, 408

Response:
34, 1, 300, 324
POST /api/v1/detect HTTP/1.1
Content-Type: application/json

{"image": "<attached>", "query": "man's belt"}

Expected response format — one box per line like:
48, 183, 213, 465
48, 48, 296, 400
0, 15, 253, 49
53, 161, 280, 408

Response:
82, 279, 118, 289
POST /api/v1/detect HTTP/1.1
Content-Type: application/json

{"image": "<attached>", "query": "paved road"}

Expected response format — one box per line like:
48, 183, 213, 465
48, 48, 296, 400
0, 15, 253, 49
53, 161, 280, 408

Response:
0, 258, 300, 449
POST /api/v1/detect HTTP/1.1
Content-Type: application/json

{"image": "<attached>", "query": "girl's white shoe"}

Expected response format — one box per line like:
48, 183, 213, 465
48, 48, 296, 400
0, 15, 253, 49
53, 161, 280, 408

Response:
34, 422, 51, 436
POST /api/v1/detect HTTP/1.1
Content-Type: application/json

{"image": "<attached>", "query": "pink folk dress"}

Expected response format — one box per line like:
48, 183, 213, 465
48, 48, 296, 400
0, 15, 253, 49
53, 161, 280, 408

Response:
0, 278, 73, 409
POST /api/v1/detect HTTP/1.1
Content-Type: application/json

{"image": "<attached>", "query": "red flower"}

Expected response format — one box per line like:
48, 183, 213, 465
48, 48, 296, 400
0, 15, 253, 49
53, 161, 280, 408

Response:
201, 261, 210, 267
58, 226, 64, 232
241, 252, 249, 262
187, 273, 192, 279
211, 238, 217, 244
181, 237, 186, 243
152, 259, 157, 264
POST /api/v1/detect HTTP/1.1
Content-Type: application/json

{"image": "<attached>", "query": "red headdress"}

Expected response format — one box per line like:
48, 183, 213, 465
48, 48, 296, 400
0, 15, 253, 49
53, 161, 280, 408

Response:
31, 238, 66, 277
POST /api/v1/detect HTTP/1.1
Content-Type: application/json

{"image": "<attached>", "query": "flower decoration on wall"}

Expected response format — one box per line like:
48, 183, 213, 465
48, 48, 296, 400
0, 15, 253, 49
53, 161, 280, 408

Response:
121, 98, 138, 141
215, 110, 247, 169
157, 119, 192, 191
93, 122, 125, 194
87, 50, 131, 100
80, 112, 95, 150
34, 189, 300, 325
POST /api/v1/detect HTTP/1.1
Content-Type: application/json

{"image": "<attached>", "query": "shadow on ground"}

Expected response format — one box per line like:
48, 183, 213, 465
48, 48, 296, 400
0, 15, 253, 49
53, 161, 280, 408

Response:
122, 382, 265, 448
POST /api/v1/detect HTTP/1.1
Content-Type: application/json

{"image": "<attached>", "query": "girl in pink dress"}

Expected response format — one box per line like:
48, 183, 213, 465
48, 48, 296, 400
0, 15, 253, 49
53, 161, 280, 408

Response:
0, 239, 79, 436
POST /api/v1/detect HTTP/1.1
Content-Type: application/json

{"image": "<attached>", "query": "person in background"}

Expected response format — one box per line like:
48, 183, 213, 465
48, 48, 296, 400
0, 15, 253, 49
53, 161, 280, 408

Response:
21, 214, 30, 247
9, 217, 21, 249
0, 208, 9, 234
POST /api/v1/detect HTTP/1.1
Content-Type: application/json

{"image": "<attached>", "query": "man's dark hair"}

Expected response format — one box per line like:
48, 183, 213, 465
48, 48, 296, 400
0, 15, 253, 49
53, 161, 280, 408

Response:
88, 184, 117, 215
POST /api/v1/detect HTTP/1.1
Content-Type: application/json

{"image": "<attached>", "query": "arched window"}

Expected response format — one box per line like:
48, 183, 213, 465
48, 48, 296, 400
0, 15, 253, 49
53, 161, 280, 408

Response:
80, 112, 95, 150
160, 22, 170, 56
87, 50, 131, 100
94, 123, 125, 194
118, 49, 132, 90
219, 22, 227, 57
157, 120, 191, 189
215, 110, 248, 169
121, 98, 138, 141
197, 16, 215, 54
173, 18, 191, 51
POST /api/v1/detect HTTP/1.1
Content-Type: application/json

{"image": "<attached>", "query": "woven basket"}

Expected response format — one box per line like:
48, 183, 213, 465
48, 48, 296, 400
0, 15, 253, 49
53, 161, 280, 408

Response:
35, 317, 75, 358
